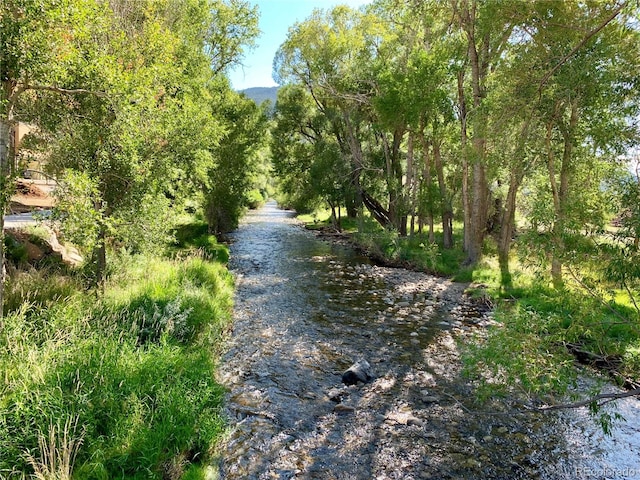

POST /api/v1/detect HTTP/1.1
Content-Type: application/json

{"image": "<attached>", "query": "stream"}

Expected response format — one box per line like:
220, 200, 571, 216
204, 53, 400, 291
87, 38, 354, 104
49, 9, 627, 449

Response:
217, 201, 640, 479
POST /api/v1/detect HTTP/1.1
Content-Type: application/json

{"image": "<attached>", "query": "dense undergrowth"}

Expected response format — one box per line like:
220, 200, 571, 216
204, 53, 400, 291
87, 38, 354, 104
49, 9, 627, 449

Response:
301, 211, 640, 416
0, 222, 233, 479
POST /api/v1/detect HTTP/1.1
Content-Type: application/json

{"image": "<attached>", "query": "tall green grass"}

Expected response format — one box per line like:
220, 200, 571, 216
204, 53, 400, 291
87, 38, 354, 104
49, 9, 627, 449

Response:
1, 250, 233, 479
169, 222, 230, 263
302, 210, 466, 276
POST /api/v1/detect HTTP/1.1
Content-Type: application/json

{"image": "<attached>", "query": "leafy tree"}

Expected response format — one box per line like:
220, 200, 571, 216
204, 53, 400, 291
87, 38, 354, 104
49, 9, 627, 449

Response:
15, 0, 260, 285
450, 0, 526, 265
271, 85, 323, 212
274, 6, 396, 228
0, 0, 105, 314
36, 0, 200, 282
520, 0, 639, 288
271, 83, 355, 221
205, 83, 270, 234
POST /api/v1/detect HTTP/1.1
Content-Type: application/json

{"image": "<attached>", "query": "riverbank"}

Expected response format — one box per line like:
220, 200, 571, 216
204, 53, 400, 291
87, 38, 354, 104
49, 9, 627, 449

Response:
301, 214, 640, 422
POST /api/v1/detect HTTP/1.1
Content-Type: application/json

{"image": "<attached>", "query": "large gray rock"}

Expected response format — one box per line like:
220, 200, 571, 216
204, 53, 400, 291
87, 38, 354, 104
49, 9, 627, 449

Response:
341, 359, 374, 385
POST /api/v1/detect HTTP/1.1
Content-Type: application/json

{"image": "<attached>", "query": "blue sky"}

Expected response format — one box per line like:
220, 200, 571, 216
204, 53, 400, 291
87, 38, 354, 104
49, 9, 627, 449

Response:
229, 0, 371, 90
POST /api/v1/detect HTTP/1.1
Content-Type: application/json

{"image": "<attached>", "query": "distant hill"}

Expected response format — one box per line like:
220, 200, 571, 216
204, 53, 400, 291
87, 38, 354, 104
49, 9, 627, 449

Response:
240, 86, 279, 105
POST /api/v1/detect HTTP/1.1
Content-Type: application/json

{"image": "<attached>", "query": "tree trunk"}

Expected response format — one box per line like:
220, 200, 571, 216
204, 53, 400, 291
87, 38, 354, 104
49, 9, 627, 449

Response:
383, 128, 407, 235
546, 116, 562, 288
548, 98, 578, 289
92, 221, 107, 289
428, 215, 435, 244
433, 140, 453, 248
457, 70, 471, 254
0, 112, 15, 319
0, 213, 5, 320
497, 115, 534, 289
457, 0, 496, 266
329, 201, 338, 230
407, 133, 416, 237
466, 156, 488, 265
498, 170, 522, 290
418, 126, 435, 244
361, 190, 394, 229
342, 110, 365, 218
465, 26, 489, 266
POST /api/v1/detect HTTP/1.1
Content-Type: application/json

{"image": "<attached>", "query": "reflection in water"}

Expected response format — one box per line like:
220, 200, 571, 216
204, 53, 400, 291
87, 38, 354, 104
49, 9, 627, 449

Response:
218, 201, 640, 480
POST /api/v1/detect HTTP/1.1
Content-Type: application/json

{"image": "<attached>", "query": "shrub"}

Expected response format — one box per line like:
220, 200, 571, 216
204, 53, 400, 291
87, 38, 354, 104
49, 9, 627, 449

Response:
245, 188, 265, 209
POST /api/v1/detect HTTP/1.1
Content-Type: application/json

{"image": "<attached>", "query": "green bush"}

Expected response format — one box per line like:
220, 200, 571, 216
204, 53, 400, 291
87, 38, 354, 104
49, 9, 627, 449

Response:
171, 222, 230, 263
245, 188, 265, 209
4, 233, 28, 265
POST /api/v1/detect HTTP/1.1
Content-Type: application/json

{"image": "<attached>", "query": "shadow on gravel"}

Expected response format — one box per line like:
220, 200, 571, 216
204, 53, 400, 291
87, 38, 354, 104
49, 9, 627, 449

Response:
216, 203, 624, 480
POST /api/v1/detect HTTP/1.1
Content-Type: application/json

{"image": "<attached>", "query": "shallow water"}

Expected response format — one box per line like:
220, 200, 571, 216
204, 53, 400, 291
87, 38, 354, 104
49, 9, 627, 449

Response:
217, 201, 640, 479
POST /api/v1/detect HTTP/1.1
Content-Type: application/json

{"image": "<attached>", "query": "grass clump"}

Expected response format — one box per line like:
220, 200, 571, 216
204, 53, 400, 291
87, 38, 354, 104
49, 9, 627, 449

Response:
170, 221, 229, 263
1, 229, 233, 479
26, 416, 85, 480
304, 211, 466, 276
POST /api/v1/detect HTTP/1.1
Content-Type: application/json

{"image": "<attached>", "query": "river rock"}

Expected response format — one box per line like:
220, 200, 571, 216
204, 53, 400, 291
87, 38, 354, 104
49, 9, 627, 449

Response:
422, 395, 441, 404
386, 411, 424, 426
407, 416, 425, 427
326, 387, 346, 403
334, 404, 356, 414
341, 359, 374, 385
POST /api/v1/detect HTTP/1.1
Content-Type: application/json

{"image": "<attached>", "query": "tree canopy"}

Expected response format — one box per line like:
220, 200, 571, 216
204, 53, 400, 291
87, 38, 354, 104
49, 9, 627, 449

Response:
271, 0, 640, 288
1, 0, 265, 290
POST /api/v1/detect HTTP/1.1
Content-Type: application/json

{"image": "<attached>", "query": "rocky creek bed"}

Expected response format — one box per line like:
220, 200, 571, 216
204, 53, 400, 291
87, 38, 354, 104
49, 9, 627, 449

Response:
217, 202, 640, 479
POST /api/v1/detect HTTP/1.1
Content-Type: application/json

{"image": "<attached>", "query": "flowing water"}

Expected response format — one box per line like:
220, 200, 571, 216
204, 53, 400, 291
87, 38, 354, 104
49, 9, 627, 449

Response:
217, 201, 640, 479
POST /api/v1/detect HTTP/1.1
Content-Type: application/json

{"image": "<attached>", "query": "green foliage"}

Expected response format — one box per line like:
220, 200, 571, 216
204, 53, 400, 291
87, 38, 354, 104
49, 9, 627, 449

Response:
0, 253, 233, 479
205, 87, 270, 234
52, 170, 103, 255
5, 0, 262, 287
463, 304, 578, 401
462, 276, 640, 429
335, 214, 466, 275
4, 233, 28, 265
245, 189, 266, 209
171, 221, 230, 263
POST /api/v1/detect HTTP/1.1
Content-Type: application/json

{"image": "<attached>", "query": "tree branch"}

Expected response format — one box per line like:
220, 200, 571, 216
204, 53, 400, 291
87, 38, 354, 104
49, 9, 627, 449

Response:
537, 2, 627, 94
441, 388, 640, 417
566, 265, 637, 328
20, 84, 108, 97
530, 388, 640, 412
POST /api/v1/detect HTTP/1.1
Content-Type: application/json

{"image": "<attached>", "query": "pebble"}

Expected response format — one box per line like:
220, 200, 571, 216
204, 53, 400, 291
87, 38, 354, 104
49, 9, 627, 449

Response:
422, 395, 441, 404
407, 416, 425, 427
464, 459, 482, 469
